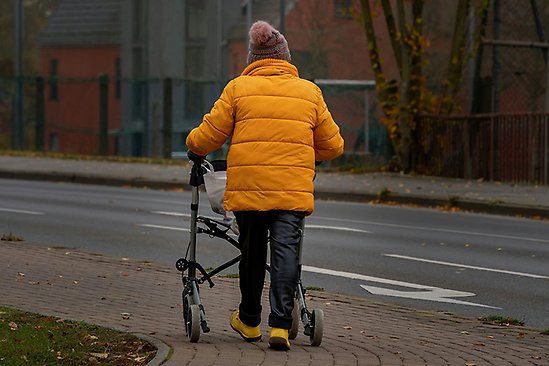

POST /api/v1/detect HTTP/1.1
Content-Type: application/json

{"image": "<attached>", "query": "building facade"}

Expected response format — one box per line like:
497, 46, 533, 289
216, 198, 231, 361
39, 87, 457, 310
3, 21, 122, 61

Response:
38, 0, 121, 154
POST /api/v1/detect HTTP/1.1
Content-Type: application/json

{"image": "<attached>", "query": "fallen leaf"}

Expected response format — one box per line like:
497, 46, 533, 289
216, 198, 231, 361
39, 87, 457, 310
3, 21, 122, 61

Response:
343, 326, 352, 330
9, 322, 18, 331
121, 312, 132, 320
89, 352, 109, 359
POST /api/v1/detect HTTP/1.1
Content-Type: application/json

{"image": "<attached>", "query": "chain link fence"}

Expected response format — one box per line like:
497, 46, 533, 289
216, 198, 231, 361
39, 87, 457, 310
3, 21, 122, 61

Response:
477, 0, 549, 113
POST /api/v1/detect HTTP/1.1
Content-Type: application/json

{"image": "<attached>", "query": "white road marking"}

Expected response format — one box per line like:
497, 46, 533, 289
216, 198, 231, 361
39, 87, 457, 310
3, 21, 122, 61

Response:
302, 265, 499, 308
384, 254, 549, 279
358, 285, 500, 308
152, 211, 190, 217
151, 212, 371, 234
314, 216, 549, 243
304, 225, 370, 234
0, 207, 44, 215
138, 224, 190, 232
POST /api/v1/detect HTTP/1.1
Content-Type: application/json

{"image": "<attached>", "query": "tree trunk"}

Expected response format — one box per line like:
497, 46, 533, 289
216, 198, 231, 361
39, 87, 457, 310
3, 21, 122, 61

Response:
440, 0, 470, 114
396, 0, 412, 171
360, 0, 401, 160
380, 0, 402, 72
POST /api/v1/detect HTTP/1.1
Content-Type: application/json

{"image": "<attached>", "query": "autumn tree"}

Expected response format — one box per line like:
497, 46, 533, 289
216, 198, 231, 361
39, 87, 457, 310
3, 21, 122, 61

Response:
358, 0, 489, 172
0, 0, 59, 147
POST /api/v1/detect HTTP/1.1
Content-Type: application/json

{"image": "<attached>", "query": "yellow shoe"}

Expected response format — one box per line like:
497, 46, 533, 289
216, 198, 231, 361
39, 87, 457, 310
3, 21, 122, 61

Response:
230, 310, 261, 342
269, 327, 290, 350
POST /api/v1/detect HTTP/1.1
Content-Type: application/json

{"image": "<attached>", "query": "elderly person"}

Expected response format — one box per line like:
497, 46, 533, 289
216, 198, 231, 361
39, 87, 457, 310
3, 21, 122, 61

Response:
186, 20, 344, 350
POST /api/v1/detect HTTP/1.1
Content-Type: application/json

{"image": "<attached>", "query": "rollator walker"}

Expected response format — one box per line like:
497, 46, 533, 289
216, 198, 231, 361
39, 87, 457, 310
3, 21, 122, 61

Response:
175, 157, 324, 345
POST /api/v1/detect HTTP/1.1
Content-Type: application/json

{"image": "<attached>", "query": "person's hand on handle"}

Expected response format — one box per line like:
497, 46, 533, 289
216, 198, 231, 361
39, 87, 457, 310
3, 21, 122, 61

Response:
187, 150, 206, 163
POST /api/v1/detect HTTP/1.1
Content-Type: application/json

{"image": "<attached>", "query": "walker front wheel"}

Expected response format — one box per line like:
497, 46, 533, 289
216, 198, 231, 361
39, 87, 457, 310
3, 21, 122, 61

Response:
309, 309, 324, 346
187, 304, 201, 342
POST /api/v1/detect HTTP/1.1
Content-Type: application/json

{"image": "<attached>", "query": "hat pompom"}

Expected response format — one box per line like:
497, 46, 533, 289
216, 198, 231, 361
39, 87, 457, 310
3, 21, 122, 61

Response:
249, 20, 275, 45
246, 20, 291, 65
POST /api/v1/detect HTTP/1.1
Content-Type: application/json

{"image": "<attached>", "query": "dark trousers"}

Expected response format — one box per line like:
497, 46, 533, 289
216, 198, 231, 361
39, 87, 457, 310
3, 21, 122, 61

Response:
234, 210, 305, 329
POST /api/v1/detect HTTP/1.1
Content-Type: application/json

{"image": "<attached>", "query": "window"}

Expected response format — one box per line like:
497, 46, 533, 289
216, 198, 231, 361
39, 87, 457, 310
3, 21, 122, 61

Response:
334, 0, 352, 19
49, 59, 58, 100
186, 0, 207, 41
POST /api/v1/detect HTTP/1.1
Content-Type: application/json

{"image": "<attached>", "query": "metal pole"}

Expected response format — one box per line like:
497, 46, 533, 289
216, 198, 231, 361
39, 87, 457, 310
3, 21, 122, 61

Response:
99, 74, 109, 155
246, 0, 253, 46
467, 5, 475, 113
543, 116, 549, 184
279, 0, 286, 34
163, 77, 172, 159
35, 76, 45, 151
364, 91, 369, 154
217, 0, 223, 95
13, 0, 24, 150
491, 0, 501, 180
492, 0, 501, 113
530, 0, 547, 63
545, 54, 549, 113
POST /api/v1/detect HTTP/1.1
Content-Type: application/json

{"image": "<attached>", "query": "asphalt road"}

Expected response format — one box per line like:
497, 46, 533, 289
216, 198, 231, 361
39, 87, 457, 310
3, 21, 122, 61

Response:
1, 178, 548, 329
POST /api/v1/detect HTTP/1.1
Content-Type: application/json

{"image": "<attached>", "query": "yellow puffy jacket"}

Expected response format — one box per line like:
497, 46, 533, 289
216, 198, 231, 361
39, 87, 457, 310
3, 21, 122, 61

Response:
186, 59, 344, 214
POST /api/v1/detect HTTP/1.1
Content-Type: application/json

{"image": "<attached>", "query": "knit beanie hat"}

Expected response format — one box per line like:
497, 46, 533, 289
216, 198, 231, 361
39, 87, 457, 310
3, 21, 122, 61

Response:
247, 20, 291, 65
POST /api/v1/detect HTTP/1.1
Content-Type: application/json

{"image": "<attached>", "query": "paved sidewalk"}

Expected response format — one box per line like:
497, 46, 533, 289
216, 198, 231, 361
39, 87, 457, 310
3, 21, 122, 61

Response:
2, 241, 548, 366
1, 155, 549, 218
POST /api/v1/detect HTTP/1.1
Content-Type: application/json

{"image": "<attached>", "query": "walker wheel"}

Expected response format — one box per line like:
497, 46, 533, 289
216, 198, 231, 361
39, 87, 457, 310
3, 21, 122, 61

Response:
309, 309, 324, 346
289, 298, 299, 340
182, 294, 190, 323
187, 304, 201, 342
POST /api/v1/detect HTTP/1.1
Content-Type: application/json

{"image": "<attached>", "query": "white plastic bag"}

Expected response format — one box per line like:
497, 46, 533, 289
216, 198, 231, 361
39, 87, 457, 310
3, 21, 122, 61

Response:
203, 162, 239, 235
203, 162, 227, 215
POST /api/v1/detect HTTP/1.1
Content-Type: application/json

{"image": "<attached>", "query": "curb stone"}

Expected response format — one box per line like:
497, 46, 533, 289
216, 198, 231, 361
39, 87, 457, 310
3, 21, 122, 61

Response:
134, 333, 172, 366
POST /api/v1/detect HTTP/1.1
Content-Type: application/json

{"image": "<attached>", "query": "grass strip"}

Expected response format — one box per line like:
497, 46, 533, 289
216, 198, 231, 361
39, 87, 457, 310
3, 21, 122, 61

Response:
0, 306, 156, 365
